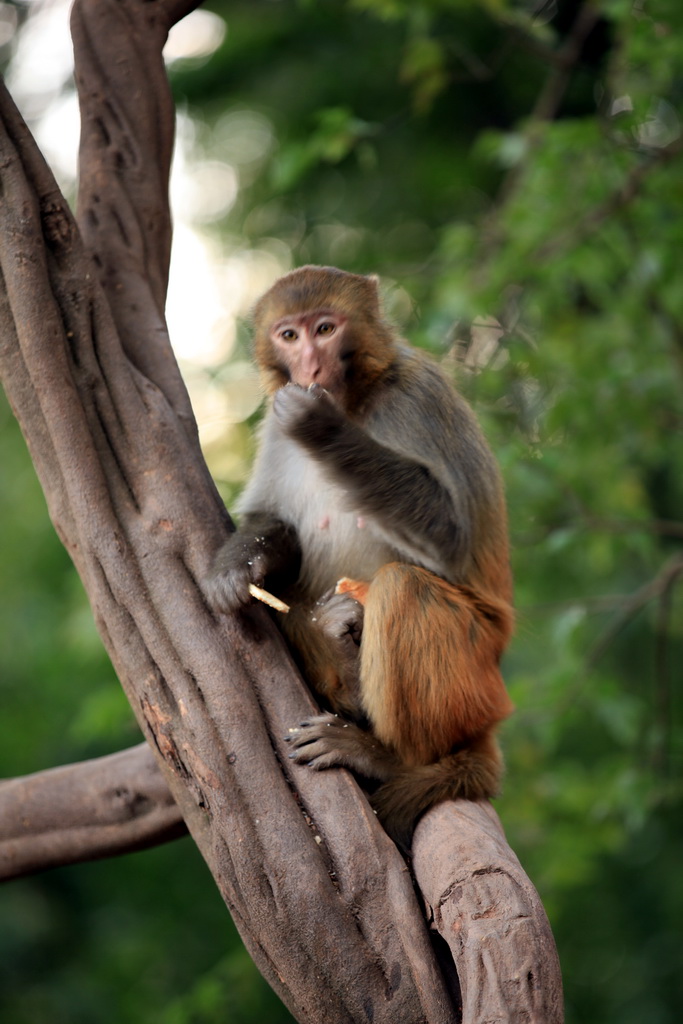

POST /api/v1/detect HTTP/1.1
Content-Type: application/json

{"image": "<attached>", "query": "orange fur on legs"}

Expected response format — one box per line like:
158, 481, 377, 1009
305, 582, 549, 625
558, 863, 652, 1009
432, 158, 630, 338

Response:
359, 563, 513, 765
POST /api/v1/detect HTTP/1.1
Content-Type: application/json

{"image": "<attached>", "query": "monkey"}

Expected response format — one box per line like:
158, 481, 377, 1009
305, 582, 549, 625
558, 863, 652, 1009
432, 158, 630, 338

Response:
204, 265, 514, 848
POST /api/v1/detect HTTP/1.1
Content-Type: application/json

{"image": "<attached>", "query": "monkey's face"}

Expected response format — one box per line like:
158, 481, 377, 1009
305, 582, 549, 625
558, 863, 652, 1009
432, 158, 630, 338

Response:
253, 267, 397, 409
269, 309, 351, 397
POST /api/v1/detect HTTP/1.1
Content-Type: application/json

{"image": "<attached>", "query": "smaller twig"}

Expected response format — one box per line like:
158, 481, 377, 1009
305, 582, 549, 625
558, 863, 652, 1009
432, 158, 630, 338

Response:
515, 516, 683, 548
446, 38, 496, 82
522, 593, 633, 615
535, 137, 683, 264
530, 2, 600, 123
652, 568, 680, 775
488, 1, 601, 219
585, 554, 683, 671
579, 517, 683, 540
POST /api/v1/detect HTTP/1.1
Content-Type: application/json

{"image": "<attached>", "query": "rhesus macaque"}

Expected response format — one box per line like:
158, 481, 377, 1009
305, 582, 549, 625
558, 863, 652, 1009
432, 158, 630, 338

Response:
205, 265, 514, 847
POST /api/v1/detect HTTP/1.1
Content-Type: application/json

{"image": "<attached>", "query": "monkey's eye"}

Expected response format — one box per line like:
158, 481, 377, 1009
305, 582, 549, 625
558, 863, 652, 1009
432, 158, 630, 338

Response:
316, 322, 336, 336
279, 328, 298, 342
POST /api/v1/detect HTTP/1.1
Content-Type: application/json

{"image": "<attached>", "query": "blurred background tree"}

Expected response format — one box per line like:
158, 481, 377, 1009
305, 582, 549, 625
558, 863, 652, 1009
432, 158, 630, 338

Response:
0, 0, 681, 1021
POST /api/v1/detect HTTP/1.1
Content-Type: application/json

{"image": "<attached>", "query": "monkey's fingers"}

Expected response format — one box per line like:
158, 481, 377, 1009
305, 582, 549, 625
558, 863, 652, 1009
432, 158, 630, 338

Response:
283, 713, 341, 747
284, 715, 366, 772
248, 583, 290, 613
286, 727, 345, 768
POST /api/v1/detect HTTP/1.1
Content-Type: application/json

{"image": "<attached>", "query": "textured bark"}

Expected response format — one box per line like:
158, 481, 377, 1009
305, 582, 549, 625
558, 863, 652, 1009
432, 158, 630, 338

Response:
0, 1, 453, 1021
0, 750, 565, 1020
0, 744, 186, 880
0, 1, 563, 1021
414, 803, 564, 1024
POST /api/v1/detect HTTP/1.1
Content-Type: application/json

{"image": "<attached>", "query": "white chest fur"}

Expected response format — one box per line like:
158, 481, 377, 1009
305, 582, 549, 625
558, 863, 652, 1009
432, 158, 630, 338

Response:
239, 420, 395, 596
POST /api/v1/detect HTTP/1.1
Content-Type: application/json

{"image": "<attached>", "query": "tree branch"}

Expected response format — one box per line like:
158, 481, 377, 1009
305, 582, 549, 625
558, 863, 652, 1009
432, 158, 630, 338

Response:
585, 553, 683, 671
534, 137, 683, 264
585, 517, 683, 539
71, 0, 199, 433
653, 571, 676, 775
414, 802, 563, 1024
0, 749, 567, 1024
0, 749, 565, 1024
0, 744, 186, 881
0, 4, 455, 1020
530, 2, 600, 123
0, 1, 563, 1020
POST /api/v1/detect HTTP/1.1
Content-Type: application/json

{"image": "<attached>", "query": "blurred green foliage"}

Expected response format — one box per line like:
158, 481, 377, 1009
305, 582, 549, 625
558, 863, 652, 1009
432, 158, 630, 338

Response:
1, 0, 682, 1021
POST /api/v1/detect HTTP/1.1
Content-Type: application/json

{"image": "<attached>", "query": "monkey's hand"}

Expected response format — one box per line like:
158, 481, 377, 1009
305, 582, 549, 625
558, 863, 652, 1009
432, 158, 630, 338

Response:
204, 515, 300, 615
284, 713, 398, 781
203, 532, 272, 614
273, 383, 343, 442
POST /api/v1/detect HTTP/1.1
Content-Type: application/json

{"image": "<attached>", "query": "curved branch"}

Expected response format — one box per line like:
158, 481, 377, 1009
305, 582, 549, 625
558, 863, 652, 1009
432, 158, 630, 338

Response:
0, 6, 454, 1021
0, 1, 563, 1020
0, 744, 186, 881
0, 754, 565, 1020
71, 0, 200, 431
414, 803, 563, 1024
0, 741, 565, 1022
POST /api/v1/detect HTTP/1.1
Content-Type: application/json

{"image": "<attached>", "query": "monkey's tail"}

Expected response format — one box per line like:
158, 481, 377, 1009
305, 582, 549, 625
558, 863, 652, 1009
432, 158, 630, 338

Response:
370, 732, 503, 850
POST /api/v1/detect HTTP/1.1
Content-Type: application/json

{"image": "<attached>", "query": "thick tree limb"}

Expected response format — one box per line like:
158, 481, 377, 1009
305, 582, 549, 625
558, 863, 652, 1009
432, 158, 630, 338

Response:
71, 0, 197, 427
0, 2, 454, 1021
0, 744, 565, 1023
0, 751, 566, 1024
0, 1, 563, 1020
0, 737, 565, 1024
414, 803, 564, 1024
0, 744, 186, 880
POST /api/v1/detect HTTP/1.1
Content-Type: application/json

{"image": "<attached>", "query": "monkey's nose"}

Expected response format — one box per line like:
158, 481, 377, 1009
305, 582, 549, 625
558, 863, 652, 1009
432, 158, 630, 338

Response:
301, 360, 322, 384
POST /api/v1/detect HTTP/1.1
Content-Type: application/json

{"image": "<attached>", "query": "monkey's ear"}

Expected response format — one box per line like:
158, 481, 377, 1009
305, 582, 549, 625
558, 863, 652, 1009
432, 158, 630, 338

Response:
363, 274, 382, 316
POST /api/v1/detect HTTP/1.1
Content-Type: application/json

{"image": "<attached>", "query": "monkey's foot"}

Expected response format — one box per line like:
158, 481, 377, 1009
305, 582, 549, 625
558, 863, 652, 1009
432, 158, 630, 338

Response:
284, 713, 396, 780
313, 590, 364, 647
